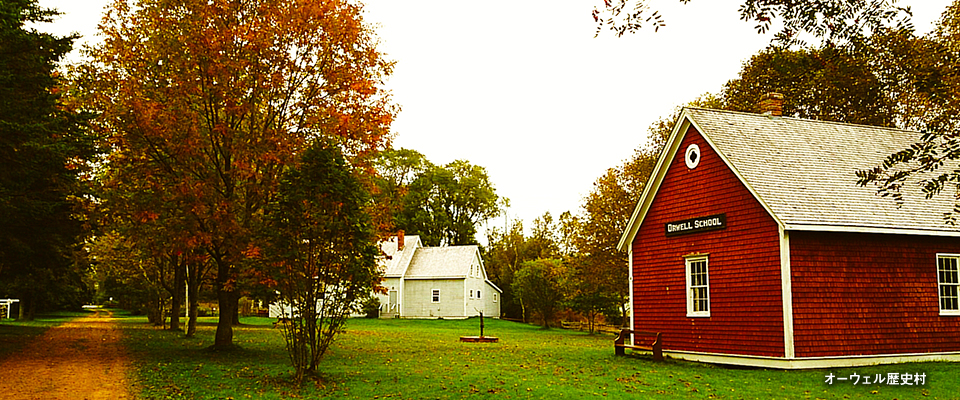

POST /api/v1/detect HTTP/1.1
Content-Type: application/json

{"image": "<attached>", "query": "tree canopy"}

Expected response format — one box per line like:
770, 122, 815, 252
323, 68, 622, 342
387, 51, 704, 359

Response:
595, 0, 914, 47
84, 0, 395, 348
512, 258, 568, 328
0, 0, 96, 317
373, 148, 501, 246
263, 140, 380, 383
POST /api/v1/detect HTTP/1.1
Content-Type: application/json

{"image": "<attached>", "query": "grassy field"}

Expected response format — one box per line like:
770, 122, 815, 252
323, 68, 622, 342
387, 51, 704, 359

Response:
0, 310, 86, 360
118, 315, 960, 400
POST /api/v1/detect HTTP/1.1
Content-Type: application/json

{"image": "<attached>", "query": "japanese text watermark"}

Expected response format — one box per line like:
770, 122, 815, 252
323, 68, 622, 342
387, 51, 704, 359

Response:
825, 372, 926, 386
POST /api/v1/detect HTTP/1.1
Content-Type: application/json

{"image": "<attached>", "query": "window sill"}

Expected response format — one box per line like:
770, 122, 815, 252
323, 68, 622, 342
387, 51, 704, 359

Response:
939, 310, 960, 316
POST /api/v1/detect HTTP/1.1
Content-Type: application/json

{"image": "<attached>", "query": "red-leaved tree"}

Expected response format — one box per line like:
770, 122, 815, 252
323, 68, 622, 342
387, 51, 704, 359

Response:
83, 0, 395, 349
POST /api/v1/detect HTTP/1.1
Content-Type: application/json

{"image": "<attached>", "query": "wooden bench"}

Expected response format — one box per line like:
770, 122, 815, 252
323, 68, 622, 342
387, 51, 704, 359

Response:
614, 329, 663, 361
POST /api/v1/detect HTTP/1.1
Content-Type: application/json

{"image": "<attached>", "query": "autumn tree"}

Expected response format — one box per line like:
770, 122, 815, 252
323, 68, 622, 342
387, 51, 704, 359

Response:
88, 229, 169, 324
564, 114, 670, 328
0, 0, 96, 318
84, 0, 394, 348
857, 1, 960, 220
262, 141, 380, 383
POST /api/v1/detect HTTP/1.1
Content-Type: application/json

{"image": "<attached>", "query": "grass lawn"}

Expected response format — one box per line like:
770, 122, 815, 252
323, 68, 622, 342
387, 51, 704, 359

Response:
0, 310, 87, 361
121, 316, 960, 399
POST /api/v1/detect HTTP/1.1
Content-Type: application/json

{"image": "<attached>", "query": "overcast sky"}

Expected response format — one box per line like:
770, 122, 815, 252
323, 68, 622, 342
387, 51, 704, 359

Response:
37, 0, 953, 238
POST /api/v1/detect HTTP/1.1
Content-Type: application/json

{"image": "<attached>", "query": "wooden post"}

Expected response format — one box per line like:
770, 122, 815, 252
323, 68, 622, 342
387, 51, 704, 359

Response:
479, 311, 484, 337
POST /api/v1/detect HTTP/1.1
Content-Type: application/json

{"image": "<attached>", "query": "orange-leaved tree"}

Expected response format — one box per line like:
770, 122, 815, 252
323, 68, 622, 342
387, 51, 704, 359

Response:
82, 0, 395, 349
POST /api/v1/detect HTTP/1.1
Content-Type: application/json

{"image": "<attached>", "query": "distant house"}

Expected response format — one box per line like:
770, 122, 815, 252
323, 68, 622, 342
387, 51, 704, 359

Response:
619, 102, 960, 368
374, 233, 501, 319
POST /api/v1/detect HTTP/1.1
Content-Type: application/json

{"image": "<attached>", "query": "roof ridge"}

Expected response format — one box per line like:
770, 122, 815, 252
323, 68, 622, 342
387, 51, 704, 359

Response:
683, 106, 921, 135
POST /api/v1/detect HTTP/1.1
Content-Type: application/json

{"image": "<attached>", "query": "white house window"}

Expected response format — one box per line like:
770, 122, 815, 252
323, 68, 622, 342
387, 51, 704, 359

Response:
493, 293, 498, 303
938, 254, 960, 315
469, 290, 474, 299
477, 290, 481, 299
685, 254, 710, 317
432, 289, 440, 303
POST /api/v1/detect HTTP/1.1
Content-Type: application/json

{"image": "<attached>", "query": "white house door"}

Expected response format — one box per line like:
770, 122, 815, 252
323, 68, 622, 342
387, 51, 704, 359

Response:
388, 290, 398, 313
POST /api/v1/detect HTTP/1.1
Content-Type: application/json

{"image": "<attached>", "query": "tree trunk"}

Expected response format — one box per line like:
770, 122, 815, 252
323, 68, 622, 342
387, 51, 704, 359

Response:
213, 288, 238, 350
26, 297, 35, 320
169, 257, 186, 331
232, 300, 241, 326
520, 298, 526, 323
210, 250, 239, 350
186, 292, 199, 337
151, 293, 166, 327
186, 262, 200, 337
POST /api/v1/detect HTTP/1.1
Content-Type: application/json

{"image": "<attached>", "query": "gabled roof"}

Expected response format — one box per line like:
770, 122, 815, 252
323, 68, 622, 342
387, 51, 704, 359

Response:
405, 246, 480, 279
619, 107, 960, 251
379, 235, 421, 277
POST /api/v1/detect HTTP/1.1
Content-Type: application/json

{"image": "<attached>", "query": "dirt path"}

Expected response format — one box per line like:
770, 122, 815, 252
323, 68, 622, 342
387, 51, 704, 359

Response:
0, 309, 133, 400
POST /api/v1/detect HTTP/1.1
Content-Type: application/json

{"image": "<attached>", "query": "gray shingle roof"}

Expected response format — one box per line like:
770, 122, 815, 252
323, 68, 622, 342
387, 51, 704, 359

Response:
405, 246, 479, 278
685, 107, 960, 234
379, 235, 421, 277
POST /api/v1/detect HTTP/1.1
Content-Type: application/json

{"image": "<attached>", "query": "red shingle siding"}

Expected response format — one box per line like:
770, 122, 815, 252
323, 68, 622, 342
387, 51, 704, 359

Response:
632, 126, 785, 357
791, 231, 960, 357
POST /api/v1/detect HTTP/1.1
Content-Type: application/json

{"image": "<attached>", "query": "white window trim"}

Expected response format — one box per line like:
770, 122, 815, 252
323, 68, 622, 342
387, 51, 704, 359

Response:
469, 290, 474, 299
937, 253, 960, 316
432, 289, 440, 303
493, 293, 498, 303
477, 290, 481, 299
685, 254, 710, 318
685, 143, 701, 169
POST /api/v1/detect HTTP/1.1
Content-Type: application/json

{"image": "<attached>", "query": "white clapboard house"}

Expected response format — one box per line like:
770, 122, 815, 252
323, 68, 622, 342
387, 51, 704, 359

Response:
374, 233, 501, 319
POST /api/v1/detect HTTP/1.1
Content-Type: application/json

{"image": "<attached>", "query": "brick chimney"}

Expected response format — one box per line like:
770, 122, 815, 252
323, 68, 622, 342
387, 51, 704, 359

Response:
759, 92, 783, 116
397, 230, 405, 251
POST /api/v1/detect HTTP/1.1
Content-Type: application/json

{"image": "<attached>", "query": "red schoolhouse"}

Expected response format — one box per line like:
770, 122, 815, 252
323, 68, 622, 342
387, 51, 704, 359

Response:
618, 105, 960, 368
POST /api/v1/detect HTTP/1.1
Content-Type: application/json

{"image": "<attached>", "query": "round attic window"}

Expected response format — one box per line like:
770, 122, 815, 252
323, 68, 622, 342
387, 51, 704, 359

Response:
685, 144, 701, 169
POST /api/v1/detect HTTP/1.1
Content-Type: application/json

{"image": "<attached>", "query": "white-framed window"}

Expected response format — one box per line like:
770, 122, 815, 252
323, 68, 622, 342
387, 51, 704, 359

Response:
938, 254, 960, 316
469, 290, 474, 299
685, 254, 710, 317
477, 290, 481, 299
493, 293, 498, 303
432, 289, 440, 303
685, 144, 701, 169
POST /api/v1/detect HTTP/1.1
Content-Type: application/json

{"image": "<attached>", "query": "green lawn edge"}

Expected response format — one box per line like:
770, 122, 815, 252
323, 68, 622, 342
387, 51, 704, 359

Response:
117, 315, 960, 399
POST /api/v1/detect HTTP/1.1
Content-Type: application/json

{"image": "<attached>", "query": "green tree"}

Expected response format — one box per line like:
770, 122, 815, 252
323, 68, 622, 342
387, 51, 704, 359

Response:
398, 160, 500, 246
0, 0, 96, 318
482, 219, 528, 320
370, 148, 433, 235
528, 212, 561, 259
721, 46, 894, 126
482, 211, 561, 320
263, 141, 381, 384
564, 254, 621, 334
512, 258, 568, 328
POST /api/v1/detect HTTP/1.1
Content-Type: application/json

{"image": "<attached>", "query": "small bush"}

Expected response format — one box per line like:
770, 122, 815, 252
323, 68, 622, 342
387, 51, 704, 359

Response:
361, 297, 380, 318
